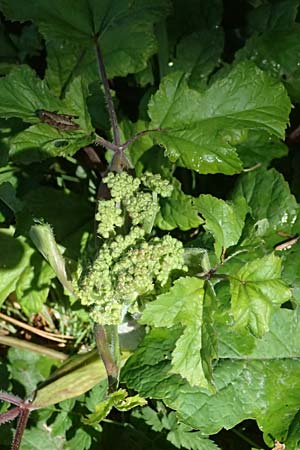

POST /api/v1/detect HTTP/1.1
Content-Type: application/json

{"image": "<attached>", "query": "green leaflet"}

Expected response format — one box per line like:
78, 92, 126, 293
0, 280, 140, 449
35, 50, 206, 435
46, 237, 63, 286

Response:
122, 309, 300, 443
141, 277, 215, 389
148, 62, 291, 174
229, 253, 291, 337
231, 167, 299, 248
196, 194, 248, 259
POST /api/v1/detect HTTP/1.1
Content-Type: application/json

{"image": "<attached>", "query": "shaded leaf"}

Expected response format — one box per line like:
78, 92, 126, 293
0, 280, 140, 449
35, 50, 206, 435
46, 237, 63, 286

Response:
156, 181, 203, 231
15, 254, 55, 315
236, 130, 288, 168
0, 0, 171, 83
65, 429, 92, 450
173, 29, 224, 90
247, 0, 299, 34
236, 24, 300, 101
8, 347, 57, 396
231, 167, 299, 247
0, 228, 34, 306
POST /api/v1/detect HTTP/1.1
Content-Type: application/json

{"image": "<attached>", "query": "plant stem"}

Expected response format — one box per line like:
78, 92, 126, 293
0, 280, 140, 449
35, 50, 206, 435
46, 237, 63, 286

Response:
94, 35, 121, 146
11, 408, 30, 450
155, 20, 169, 80
95, 135, 120, 152
119, 128, 162, 151
94, 323, 120, 393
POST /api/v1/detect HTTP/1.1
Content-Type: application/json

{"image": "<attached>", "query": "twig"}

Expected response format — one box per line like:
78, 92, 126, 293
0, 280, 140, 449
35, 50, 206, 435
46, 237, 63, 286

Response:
0, 312, 73, 343
94, 135, 120, 152
119, 128, 162, 150
0, 335, 68, 361
93, 35, 120, 146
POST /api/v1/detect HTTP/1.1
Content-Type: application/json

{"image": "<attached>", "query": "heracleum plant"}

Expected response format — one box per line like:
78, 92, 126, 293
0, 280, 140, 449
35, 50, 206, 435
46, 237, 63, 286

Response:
0, 1, 299, 449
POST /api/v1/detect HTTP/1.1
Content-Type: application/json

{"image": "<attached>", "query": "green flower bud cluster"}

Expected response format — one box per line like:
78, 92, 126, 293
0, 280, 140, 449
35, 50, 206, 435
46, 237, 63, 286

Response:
105, 171, 140, 200
141, 172, 173, 197
96, 199, 124, 238
75, 171, 185, 325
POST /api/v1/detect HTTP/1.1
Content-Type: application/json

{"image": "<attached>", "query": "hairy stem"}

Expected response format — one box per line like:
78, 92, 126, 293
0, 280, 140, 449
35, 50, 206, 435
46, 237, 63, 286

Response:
11, 407, 30, 450
94, 35, 121, 146
119, 128, 162, 151
95, 135, 120, 152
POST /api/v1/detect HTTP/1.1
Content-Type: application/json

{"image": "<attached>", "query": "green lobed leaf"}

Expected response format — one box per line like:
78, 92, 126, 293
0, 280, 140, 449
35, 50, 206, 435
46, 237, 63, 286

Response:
229, 253, 291, 337
141, 277, 215, 389
148, 62, 291, 174
196, 194, 248, 259
231, 167, 299, 247
122, 308, 300, 442
0, 0, 171, 83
